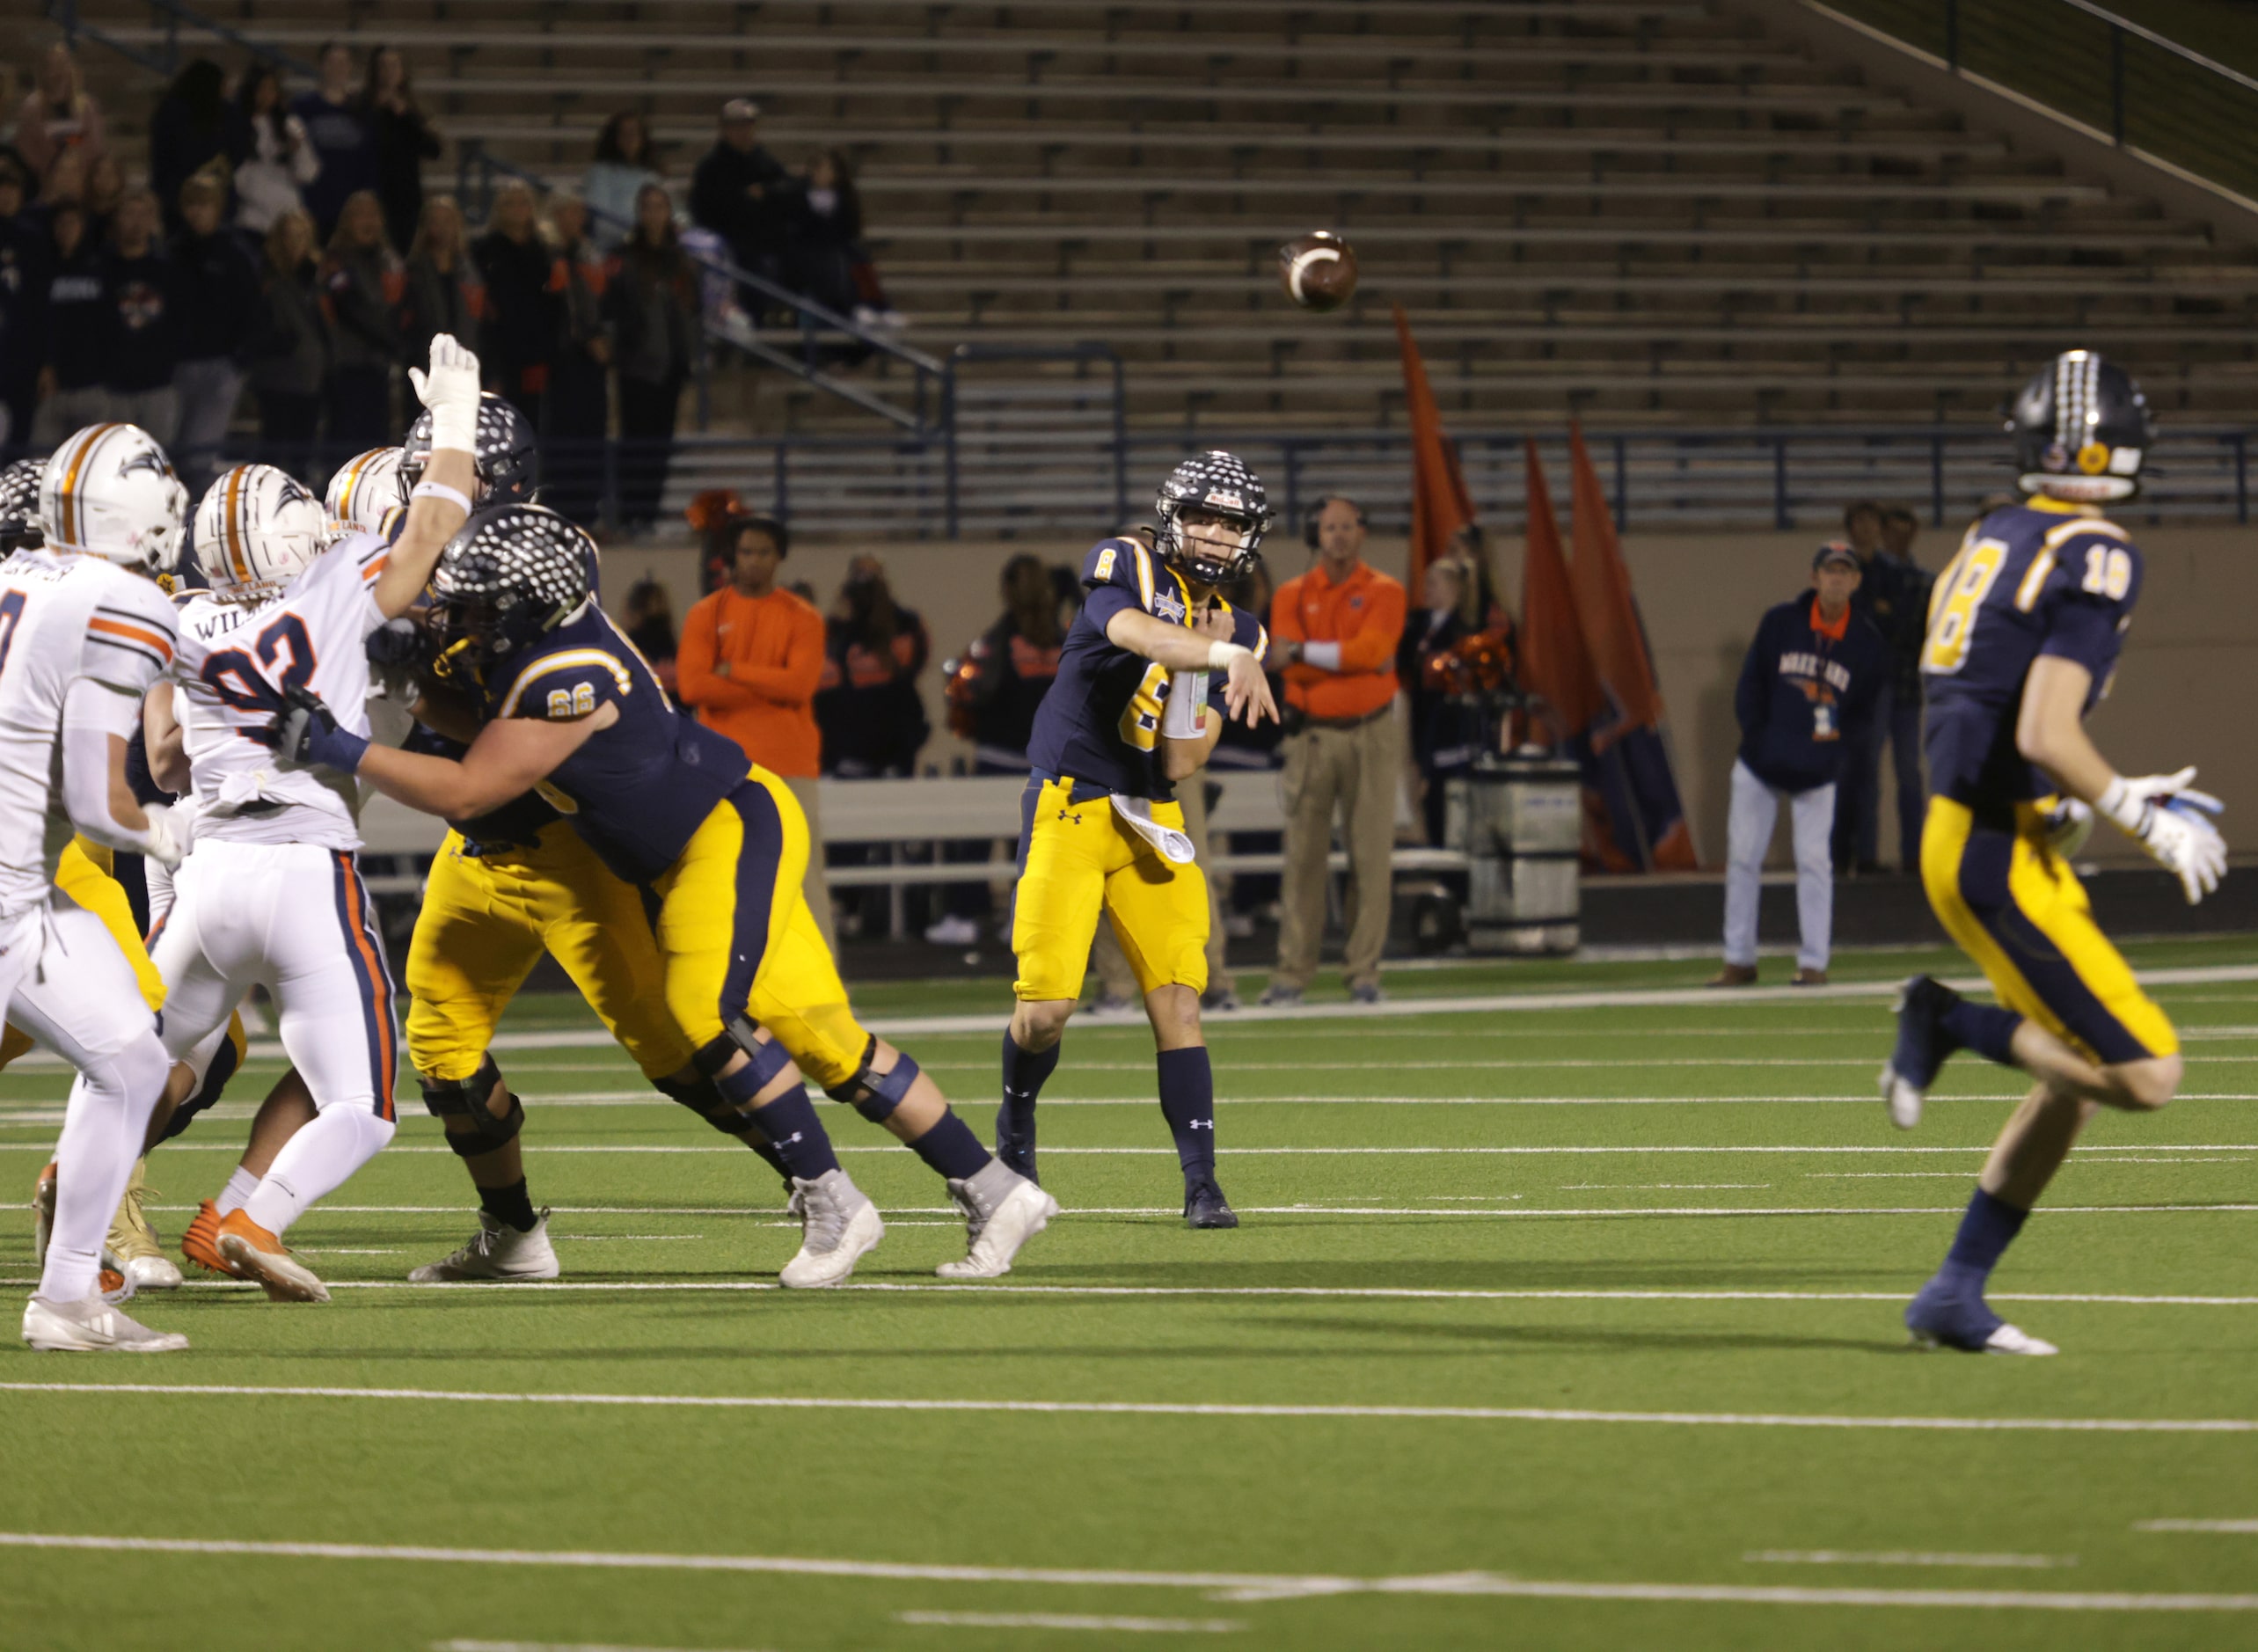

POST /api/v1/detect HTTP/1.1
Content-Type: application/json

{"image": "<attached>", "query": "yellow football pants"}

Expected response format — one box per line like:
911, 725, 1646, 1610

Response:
1012, 777, 1211, 1003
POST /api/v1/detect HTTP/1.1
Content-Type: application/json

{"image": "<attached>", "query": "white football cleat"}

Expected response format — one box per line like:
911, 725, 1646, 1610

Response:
1879, 1064, 1925, 1131
117, 1252, 185, 1291
778, 1170, 883, 1288
1911, 1320, 2059, 1357
23, 1292, 189, 1353
408, 1210, 561, 1283
937, 1166, 1058, 1280
106, 1160, 182, 1290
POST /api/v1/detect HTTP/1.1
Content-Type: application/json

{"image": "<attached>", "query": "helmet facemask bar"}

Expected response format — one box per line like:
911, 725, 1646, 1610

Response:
1157, 501, 1267, 588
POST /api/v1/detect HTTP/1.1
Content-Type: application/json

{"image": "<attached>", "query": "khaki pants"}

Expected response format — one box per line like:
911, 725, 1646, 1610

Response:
1091, 777, 1231, 1002
1274, 711, 1402, 991
781, 775, 838, 952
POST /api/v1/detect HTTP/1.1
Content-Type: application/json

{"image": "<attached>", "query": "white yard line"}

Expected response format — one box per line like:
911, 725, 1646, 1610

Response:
4, 1532, 2257, 1612
895, 1612, 1241, 1632
2134, 1520, 2258, 1533
435, 1642, 772, 1652
0, 1393, 2251, 1434
1746, 1551, 2077, 1569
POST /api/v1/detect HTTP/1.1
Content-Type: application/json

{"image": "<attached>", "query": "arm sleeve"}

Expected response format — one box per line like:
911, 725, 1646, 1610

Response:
673, 597, 754, 711
1335, 579, 1408, 673
59, 678, 163, 857
729, 603, 827, 705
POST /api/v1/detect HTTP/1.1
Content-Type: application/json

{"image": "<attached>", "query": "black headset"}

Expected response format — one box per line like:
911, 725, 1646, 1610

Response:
1303, 494, 1369, 549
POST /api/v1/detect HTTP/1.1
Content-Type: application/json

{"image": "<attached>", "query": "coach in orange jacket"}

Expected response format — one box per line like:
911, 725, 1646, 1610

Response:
674, 512, 837, 947
1264, 495, 1407, 1005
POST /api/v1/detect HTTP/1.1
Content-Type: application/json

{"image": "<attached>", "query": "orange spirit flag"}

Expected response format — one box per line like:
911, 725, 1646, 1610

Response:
1394, 303, 1475, 587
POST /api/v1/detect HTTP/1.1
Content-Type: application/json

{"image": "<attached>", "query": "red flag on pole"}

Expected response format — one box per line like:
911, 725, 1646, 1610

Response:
1394, 303, 1474, 588
1515, 440, 1602, 743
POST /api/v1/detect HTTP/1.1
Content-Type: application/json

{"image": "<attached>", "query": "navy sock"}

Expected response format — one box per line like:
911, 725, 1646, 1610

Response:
1156, 1046, 1217, 1179
1001, 1031, 1060, 1120
720, 1074, 841, 1182
908, 1108, 994, 1182
479, 1176, 537, 1233
1938, 1187, 2029, 1292
1940, 999, 2022, 1066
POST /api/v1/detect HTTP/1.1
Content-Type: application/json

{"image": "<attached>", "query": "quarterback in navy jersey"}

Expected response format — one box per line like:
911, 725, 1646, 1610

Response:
267, 503, 1058, 1286
1883, 350, 2226, 1356
999, 452, 1280, 1229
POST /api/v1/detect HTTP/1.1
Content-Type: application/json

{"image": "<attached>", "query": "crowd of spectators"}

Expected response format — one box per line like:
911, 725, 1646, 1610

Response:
0, 48, 895, 517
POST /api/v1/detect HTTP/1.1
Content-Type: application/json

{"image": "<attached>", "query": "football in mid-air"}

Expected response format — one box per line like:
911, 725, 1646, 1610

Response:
1279, 230, 1357, 311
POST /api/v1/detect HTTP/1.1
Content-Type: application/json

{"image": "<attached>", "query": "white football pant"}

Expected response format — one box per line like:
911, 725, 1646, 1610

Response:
0, 895, 172, 1303
153, 842, 398, 1234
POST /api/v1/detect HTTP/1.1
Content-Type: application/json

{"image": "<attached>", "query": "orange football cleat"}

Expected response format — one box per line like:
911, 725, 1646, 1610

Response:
180, 1200, 244, 1278
215, 1209, 329, 1304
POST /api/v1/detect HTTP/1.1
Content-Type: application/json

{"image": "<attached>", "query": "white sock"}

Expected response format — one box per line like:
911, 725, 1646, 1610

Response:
39, 1038, 168, 1303
244, 1106, 395, 1237
216, 1165, 259, 1216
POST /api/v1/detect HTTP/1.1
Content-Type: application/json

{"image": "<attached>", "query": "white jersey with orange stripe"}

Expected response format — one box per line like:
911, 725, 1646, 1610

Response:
0, 548, 179, 919
172, 528, 390, 851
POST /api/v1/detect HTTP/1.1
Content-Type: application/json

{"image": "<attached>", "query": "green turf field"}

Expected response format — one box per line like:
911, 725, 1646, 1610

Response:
2, 939, 2254, 1651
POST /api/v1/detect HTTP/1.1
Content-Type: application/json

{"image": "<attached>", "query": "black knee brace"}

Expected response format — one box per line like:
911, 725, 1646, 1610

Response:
654, 1072, 752, 1136
420, 1055, 525, 1157
824, 1034, 921, 1123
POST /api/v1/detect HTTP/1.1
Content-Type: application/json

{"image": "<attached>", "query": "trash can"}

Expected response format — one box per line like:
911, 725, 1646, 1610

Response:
1447, 749, 1581, 954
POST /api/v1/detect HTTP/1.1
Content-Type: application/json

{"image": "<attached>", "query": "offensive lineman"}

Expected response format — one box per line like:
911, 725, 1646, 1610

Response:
134, 337, 479, 1301
1882, 350, 2227, 1355
10, 422, 195, 1351
994, 452, 1279, 1227
265, 503, 1058, 1283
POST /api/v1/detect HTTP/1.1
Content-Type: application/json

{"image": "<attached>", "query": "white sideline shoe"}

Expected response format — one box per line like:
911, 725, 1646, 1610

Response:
938, 1167, 1057, 1280
23, 1293, 189, 1353
408, 1210, 561, 1283
778, 1170, 883, 1288
1911, 1321, 2059, 1357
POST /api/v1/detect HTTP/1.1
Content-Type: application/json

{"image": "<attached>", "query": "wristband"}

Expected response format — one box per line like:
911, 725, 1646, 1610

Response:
1207, 640, 1251, 670
411, 479, 474, 515
1162, 670, 1208, 738
2095, 777, 2147, 835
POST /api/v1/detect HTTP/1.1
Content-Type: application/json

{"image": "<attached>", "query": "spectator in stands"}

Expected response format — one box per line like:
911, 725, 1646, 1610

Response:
13, 42, 106, 188
169, 172, 260, 493
471, 178, 562, 433
817, 554, 929, 779
320, 189, 404, 450
401, 193, 484, 368
585, 111, 662, 253
30, 200, 105, 447
1263, 493, 1407, 1007
294, 42, 377, 240
82, 154, 124, 246
101, 187, 179, 446
785, 150, 860, 318
1832, 498, 1899, 876
1713, 543, 1885, 989
364, 47, 442, 257
1842, 498, 1884, 560
1446, 520, 1517, 650
621, 575, 678, 695
676, 513, 834, 946
690, 99, 793, 301
246, 208, 328, 472
544, 193, 610, 523
1877, 504, 1931, 873
232, 64, 320, 238
0, 157, 47, 449
604, 183, 698, 530
148, 59, 244, 234
1400, 558, 1483, 848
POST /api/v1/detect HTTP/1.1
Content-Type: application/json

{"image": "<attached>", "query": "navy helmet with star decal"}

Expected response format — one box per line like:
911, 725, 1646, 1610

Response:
402, 391, 539, 505
2009, 349, 2154, 505
1153, 450, 1275, 587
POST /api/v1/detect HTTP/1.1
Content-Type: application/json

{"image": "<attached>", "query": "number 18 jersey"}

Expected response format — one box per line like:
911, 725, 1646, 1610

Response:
172, 529, 389, 849
1920, 498, 2143, 827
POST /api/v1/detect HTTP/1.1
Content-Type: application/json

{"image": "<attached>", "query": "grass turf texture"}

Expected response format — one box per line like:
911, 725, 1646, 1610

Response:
0, 939, 2254, 1651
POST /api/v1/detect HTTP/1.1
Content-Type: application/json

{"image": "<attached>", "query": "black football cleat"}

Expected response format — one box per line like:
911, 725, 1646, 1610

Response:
994, 1100, 1039, 1187
1183, 1176, 1239, 1230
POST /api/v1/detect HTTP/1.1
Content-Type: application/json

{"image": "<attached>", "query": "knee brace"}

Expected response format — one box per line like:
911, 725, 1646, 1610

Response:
419, 1055, 525, 1158
696, 1018, 800, 1115
824, 1034, 920, 1123
654, 1072, 756, 1136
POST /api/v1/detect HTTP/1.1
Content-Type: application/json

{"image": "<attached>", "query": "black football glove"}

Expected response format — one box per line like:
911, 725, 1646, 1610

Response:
257, 684, 370, 774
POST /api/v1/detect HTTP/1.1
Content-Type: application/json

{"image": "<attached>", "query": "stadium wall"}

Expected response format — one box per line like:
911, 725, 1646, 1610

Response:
614, 526, 2255, 873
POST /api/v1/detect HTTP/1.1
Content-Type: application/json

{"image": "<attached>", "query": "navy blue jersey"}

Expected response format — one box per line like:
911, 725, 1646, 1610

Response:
478, 603, 750, 881
1026, 537, 1269, 800
1921, 500, 2143, 824
1734, 593, 1887, 793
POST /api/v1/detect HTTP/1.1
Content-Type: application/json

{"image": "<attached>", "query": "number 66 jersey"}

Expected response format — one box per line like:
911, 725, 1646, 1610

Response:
171, 529, 391, 849
1920, 497, 2143, 829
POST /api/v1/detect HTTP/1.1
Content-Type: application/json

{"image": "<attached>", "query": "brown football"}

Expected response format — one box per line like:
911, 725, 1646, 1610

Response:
1278, 230, 1357, 312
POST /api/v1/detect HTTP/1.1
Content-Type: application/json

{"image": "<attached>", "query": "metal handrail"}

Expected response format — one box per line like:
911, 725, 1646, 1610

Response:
46, 0, 948, 435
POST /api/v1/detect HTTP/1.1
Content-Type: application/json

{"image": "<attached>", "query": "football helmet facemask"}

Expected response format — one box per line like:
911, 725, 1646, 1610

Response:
427, 504, 593, 683
2010, 349, 2154, 505
1154, 450, 1275, 588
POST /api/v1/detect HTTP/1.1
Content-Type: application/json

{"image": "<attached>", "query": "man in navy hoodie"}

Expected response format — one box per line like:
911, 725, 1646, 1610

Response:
1712, 542, 1886, 987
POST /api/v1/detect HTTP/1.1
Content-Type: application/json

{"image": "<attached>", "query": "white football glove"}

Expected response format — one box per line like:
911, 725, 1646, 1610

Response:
408, 333, 483, 455
139, 802, 186, 873
2098, 771, 2227, 905
2102, 766, 2225, 821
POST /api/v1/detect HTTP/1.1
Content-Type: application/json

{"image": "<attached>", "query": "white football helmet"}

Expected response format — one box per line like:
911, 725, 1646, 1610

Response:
194, 464, 325, 603
38, 422, 188, 574
325, 446, 409, 533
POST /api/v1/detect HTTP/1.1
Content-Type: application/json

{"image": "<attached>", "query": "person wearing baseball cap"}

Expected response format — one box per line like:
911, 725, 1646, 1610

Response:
1712, 541, 1889, 987
689, 93, 793, 297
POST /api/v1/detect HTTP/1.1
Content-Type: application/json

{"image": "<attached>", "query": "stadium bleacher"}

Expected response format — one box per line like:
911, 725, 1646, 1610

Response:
55, 0, 2258, 447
